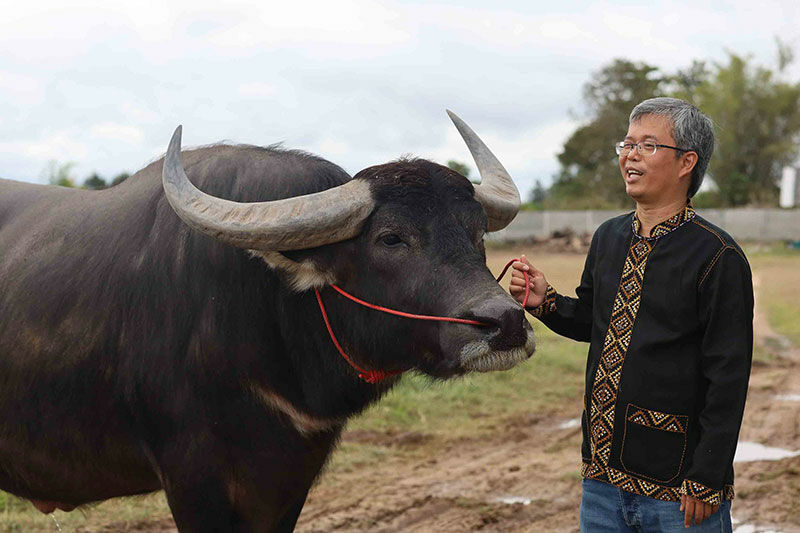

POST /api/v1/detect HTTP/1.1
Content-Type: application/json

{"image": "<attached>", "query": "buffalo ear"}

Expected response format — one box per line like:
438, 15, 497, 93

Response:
250, 251, 336, 292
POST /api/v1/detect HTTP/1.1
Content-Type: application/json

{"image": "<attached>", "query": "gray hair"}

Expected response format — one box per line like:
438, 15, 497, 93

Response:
629, 97, 715, 197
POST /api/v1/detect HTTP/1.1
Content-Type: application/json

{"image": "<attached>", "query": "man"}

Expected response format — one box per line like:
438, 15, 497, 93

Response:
511, 97, 752, 531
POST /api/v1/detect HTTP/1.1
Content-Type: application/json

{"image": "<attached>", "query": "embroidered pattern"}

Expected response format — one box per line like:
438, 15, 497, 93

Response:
528, 284, 557, 317
580, 205, 735, 504
583, 462, 683, 501
587, 236, 653, 465
582, 462, 733, 504
681, 479, 723, 506
627, 406, 688, 434
632, 205, 696, 240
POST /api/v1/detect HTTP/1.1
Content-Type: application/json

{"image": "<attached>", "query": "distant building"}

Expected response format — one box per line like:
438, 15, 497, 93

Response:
780, 167, 799, 208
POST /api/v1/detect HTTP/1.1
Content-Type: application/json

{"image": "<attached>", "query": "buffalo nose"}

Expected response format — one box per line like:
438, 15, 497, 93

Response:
470, 295, 528, 350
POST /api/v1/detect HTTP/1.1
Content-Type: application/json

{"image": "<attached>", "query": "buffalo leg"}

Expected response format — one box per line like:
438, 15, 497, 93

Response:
162, 474, 243, 532
273, 490, 310, 532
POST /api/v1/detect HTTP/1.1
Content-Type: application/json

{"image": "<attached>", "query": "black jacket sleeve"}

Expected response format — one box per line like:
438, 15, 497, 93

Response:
529, 232, 597, 343
681, 246, 753, 503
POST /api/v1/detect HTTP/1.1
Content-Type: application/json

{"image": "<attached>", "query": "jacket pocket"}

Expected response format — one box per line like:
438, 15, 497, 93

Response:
620, 404, 688, 484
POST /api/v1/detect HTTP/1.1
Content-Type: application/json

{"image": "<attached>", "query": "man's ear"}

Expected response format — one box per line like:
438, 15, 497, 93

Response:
679, 151, 698, 180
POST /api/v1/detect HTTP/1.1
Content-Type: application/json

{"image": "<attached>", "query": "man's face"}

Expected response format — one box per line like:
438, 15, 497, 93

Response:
620, 114, 691, 204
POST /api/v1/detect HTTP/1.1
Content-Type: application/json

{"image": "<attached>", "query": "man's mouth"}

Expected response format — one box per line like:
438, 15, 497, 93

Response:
625, 168, 643, 181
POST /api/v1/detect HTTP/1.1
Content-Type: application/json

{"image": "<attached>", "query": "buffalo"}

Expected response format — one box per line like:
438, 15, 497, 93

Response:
0, 111, 534, 531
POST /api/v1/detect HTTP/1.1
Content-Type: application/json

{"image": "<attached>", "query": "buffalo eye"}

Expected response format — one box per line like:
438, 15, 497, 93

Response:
378, 233, 404, 247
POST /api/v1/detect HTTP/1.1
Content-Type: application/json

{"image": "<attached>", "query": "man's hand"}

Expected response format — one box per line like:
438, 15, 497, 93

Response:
509, 254, 549, 309
680, 494, 719, 528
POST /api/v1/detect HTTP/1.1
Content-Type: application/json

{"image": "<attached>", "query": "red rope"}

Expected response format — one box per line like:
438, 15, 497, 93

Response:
329, 285, 485, 325
315, 257, 529, 383
315, 288, 401, 383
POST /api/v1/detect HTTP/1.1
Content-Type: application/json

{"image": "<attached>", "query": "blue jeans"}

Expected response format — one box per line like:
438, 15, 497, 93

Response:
580, 478, 732, 532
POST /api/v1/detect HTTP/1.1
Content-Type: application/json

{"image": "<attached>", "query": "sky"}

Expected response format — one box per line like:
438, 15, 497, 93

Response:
1, 0, 799, 197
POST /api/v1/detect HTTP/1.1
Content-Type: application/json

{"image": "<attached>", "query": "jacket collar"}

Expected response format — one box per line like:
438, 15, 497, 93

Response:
632, 204, 696, 241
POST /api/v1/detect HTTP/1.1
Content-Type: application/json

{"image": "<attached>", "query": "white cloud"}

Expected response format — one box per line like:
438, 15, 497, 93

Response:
0, 71, 45, 106
600, 12, 680, 54
207, 1, 410, 50
237, 82, 279, 99
0, 130, 89, 183
120, 101, 161, 124
537, 19, 596, 43
0, 131, 87, 161
1, 0, 799, 187
90, 123, 145, 144
315, 138, 351, 157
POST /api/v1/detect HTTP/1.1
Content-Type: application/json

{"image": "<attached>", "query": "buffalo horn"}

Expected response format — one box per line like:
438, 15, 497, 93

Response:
162, 126, 375, 251
446, 110, 521, 231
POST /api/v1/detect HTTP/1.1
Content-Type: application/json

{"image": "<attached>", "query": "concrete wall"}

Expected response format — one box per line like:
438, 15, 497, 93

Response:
489, 208, 800, 242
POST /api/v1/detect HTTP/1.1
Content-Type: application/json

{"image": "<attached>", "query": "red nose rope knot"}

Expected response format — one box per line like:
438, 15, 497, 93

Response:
315, 258, 529, 383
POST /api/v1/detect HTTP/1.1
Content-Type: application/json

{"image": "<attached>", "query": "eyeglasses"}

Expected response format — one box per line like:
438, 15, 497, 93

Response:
615, 141, 690, 157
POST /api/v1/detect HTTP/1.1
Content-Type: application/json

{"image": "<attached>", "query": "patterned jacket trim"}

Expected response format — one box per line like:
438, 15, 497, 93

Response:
626, 404, 688, 434
632, 205, 696, 241
527, 284, 557, 318
680, 478, 728, 506
581, 462, 734, 504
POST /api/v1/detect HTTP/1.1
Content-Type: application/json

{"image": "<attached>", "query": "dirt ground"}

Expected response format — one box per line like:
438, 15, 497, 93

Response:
292, 353, 800, 531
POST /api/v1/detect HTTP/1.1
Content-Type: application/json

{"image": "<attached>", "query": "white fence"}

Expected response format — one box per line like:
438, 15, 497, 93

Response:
489, 208, 800, 242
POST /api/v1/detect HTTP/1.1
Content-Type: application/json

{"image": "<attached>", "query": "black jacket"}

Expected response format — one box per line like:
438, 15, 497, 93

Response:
529, 206, 753, 505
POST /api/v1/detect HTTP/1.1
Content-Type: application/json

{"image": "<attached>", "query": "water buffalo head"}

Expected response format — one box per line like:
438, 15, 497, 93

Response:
162, 111, 534, 379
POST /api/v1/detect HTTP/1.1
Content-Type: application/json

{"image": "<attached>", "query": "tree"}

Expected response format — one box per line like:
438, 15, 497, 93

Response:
43, 160, 77, 188
447, 160, 472, 181
549, 59, 667, 208
552, 46, 800, 208
689, 51, 800, 206
527, 179, 547, 208
110, 172, 131, 186
668, 60, 709, 100
83, 172, 107, 190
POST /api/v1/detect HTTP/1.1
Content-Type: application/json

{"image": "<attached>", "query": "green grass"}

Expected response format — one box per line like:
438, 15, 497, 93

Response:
747, 246, 800, 347
347, 327, 587, 437
745, 241, 800, 258
768, 300, 800, 347
752, 342, 778, 365
0, 492, 171, 532
325, 441, 397, 476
